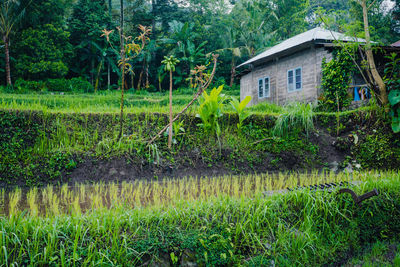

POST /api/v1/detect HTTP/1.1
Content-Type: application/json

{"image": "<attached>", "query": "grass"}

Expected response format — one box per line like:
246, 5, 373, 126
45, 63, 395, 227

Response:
273, 102, 315, 137
0, 170, 352, 216
0, 170, 399, 265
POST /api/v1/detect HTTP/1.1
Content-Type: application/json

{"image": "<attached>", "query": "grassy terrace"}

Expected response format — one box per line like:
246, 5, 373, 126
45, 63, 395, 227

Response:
0, 91, 375, 117
0, 91, 285, 115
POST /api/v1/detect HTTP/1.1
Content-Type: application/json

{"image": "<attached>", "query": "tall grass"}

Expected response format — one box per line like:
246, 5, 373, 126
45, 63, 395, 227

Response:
273, 102, 315, 137
0, 171, 399, 265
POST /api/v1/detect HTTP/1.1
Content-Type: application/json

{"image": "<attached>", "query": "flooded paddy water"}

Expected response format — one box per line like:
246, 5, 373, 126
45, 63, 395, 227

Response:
0, 171, 353, 216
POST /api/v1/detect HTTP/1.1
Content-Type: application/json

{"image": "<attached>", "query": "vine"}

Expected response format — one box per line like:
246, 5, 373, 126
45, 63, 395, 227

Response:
319, 48, 356, 112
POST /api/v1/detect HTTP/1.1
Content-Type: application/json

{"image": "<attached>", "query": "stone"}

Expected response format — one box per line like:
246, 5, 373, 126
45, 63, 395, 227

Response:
329, 161, 339, 172
344, 163, 353, 174
119, 171, 126, 176
109, 168, 118, 176
181, 250, 197, 267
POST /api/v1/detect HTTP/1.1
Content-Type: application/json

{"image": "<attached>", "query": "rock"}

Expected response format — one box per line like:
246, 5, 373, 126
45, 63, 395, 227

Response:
119, 171, 126, 176
344, 163, 353, 173
109, 168, 118, 176
149, 253, 172, 267
181, 249, 197, 267
329, 161, 339, 172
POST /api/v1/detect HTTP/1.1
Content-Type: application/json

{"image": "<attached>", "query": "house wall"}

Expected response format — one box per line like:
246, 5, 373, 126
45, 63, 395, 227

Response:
240, 45, 332, 106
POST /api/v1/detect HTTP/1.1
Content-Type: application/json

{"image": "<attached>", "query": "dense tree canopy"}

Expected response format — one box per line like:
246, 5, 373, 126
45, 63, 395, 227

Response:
0, 0, 399, 88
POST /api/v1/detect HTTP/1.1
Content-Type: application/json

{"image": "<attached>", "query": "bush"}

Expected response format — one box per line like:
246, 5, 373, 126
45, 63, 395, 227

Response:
69, 77, 93, 93
353, 131, 400, 169
14, 79, 46, 92
11, 78, 94, 93
45, 78, 71, 92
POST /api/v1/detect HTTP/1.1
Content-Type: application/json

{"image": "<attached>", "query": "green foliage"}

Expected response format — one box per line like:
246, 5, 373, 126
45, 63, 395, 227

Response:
14, 24, 72, 79
230, 95, 252, 132
14, 79, 46, 92
0, 172, 400, 265
384, 53, 400, 133
320, 48, 355, 111
162, 55, 180, 72
196, 85, 226, 138
353, 130, 400, 169
273, 102, 315, 137
68, 0, 112, 81
45, 78, 93, 93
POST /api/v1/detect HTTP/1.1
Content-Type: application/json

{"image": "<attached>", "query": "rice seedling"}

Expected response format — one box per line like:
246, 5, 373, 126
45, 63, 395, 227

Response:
0, 171, 359, 217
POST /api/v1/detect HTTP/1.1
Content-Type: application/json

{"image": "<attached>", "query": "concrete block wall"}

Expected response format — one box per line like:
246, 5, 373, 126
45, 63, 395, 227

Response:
240, 45, 333, 106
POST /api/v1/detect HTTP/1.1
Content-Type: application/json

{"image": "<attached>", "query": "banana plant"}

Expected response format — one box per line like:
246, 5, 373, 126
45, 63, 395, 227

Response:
389, 90, 400, 133
230, 96, 252, 132
196, 85, 226, 151
162, 55, 180, 149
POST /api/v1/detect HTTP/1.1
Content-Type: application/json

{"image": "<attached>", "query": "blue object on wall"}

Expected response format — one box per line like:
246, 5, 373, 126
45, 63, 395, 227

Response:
354, 87, 360, 101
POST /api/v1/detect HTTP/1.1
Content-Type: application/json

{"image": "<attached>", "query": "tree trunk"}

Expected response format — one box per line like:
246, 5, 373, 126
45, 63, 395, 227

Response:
118, 0, 125, 140
95, 59, 103, 93
145, 62, 149, 88
137, 60, 145, 90
168, 69, 173, 149
108, 62, 111, 90
131, 72, 134, 90
3, 35, 12, 86
108, 0, 112, 90
360, 0, 388, 106
229, 56, 236, 87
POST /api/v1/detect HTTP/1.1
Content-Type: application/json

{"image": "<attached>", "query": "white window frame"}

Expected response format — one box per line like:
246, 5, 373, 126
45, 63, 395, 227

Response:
258, 76, 271, 98
287, 67, 302, 93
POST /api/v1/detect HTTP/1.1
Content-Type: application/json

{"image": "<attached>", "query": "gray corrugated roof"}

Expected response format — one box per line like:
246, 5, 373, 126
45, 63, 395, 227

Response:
237, 27, 366, 68
392, 40, 400, 47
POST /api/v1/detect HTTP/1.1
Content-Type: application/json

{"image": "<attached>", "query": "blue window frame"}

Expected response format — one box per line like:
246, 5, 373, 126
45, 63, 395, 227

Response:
287, 67, 302, 92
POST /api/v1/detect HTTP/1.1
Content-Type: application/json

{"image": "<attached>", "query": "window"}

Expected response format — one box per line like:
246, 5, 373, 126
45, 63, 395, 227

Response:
288, 67, 302, 92
258, 77, 270, 98
258, 79, 264, 98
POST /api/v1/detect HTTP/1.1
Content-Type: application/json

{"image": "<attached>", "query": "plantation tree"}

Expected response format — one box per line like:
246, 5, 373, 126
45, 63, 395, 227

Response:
0, 0, 31, 85
161, 55, 179, 149
102, 25, 151, 139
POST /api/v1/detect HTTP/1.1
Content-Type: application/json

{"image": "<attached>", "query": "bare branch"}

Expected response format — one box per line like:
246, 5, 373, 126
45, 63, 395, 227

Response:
147, 54, 219, 146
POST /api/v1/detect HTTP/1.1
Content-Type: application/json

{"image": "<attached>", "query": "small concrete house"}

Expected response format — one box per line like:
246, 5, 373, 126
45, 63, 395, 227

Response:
238, 27, 367, 106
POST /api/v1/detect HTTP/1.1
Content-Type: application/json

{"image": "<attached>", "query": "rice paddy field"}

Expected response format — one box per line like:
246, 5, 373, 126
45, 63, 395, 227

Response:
0, 91, 285, 115
1, 171, 400, 266
1, 91, 400, 266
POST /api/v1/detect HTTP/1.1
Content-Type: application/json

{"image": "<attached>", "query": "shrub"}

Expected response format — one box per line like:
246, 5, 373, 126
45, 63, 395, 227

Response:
69, 77, 93, 93
353, 131, 400, 169
14, 79, 45, 92
45, 78, 93, 93
196, 85, 226, 138
319, 48, 355, 111
45, 78, 71, 92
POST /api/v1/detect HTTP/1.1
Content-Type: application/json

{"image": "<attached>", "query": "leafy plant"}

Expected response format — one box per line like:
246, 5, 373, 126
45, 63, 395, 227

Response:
230, 95, 252, 132
196, 85, 226, 142
320, 48, 355, 111
384, 53, 400, 133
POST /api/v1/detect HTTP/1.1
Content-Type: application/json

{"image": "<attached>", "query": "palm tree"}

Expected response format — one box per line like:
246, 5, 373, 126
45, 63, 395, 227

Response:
0, 0, 31, 86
